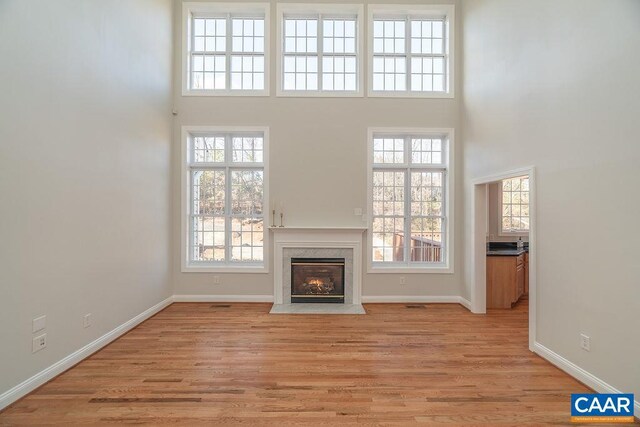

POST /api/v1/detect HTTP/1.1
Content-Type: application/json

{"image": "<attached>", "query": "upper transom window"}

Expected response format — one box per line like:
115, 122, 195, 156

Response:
182, 3, 270, 96
368, 4, 454, 98
277, 4, 364, 96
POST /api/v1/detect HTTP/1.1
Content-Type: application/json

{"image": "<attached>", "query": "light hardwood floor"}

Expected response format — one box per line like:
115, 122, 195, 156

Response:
1, 299, 599, 425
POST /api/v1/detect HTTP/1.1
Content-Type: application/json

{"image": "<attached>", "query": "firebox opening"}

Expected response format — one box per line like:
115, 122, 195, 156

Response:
291, 258, 345, 303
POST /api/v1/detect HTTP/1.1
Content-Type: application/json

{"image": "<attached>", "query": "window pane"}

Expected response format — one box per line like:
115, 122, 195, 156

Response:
191, 216, 226, 261
373, 137, 404, 164
231, 170, 264, 215
372, 217, 404, 262
230, 55, 265, 90
411, 137, 443, 164
283, 55, 317, 90
410, 217, 443, 262
192, 170, 226, 216
230, 218, 264, 261
372, 56, 405, 91
232, 136, 264, 163
322, 55, 357, 91
501, 176, 530, 232
193, 18, 226, 53
193, 136, 225, 162
231, 18, 264, 53
410, 171, 443, 216
323, 19, 357, 55
191, 54, 225, 90
373, 19, 405, 54
372, 171, 405, 216
284, 18, 318, 53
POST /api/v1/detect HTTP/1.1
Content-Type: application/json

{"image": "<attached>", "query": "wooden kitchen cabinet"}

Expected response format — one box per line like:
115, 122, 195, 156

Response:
487, 254, 526, 309
524, 252, 529, 294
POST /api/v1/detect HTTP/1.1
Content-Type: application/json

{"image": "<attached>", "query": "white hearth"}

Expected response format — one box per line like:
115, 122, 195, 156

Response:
270, 227, 366, 314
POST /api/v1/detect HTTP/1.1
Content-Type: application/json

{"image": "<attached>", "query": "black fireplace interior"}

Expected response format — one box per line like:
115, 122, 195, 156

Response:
291, 258, 345, 303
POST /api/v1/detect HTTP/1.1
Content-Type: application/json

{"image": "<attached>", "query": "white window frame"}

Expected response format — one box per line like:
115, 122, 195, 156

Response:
276, 3, 365, 97
367, 4, 455, 98
181, 126, 270, 273
499, 176, 530, 236
367, 127, 454, 273
182, 2, 271, 97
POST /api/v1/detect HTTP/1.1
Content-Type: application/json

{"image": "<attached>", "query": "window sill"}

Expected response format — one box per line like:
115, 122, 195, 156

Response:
367, 90, 454, 99
182, 265, 269, 274
276, 90, 364, 98
368, 265, 454, 274
182, 89, 270, 97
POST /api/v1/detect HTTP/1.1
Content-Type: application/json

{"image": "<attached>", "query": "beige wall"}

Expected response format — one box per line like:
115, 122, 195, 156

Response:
0, 0, 174, 395
463, 0, 640, 397
171, 0, 465, 298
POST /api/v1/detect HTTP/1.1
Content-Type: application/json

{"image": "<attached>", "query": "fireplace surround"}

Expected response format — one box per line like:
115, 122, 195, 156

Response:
270, 227, 366, 313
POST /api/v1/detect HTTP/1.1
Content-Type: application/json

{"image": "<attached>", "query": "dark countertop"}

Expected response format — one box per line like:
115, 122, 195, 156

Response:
486, 242, 529, 257
486, 248, 527, 256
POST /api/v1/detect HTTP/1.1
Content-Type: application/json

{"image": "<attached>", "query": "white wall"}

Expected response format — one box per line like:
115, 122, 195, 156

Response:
0, 0, 174, 396
171, 0, 465, 299
463, 0, 640, 397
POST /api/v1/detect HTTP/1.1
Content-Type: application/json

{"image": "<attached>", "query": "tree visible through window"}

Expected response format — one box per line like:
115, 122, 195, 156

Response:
371, 134, 449, 265
188, 133, 265, 265
500, 176, 529, 233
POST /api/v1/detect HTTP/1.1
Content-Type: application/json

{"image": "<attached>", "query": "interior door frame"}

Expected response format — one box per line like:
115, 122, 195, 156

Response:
471, 166, 536, 351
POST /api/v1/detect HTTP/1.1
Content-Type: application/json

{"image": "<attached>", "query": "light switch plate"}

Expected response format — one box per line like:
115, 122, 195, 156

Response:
32, 315, 46, 333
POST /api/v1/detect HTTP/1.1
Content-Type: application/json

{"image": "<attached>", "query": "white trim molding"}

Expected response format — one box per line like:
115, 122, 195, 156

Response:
470, 166, 536, 351
173, 294, 274, 302
533, 342, 640, 415
0, 296, 173, 411
362, 295, 469, 306
271, 227, 366, 305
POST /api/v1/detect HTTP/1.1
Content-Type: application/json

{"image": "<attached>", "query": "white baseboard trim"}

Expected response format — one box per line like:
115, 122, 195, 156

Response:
173, 294, 274, 303
533, 342, 640, 414
0, 296, 173, 411
362, 295, 465, 304
458, 297, 472, 311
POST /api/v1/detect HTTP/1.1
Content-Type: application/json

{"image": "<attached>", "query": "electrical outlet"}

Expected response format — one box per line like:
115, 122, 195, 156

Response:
83, 313, 92, 328
213, 276, 221, 285
580, 334, 591, 351
354, 208, 363, 216
32, 334, 47, 353
32, 315, 46, 333
400, 276, 406, 285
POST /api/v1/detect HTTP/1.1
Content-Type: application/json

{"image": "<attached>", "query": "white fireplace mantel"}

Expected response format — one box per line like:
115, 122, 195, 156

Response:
270, 226, 366, 306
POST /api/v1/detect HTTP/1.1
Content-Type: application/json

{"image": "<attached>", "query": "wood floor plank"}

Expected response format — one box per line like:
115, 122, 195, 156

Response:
1, 299, 624, 425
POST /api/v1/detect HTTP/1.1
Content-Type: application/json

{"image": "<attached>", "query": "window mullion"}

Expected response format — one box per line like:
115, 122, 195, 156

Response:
188, 165, 194, 262
225, 135, 232, 263
404, 136, 411, 264
226, 14, 232, 91
405, 16, 411, 92
318, 15, 324, 91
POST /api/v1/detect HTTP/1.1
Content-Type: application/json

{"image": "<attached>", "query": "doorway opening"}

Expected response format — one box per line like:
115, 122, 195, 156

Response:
471, 167, 536, 351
